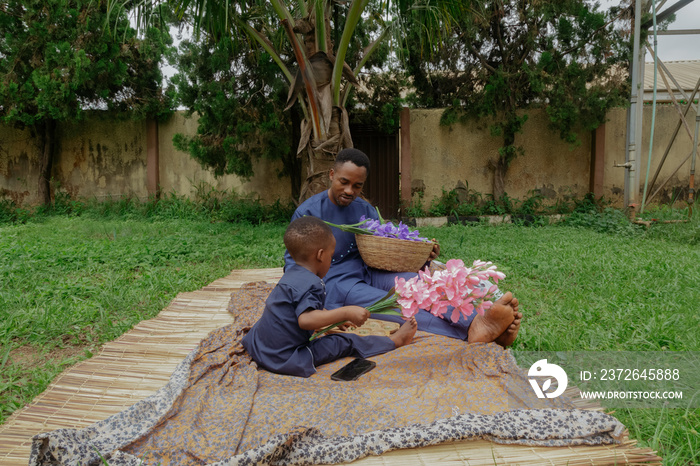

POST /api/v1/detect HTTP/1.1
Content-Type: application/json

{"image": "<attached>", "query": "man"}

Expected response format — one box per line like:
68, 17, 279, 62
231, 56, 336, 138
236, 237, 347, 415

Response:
285, 148, 521, 345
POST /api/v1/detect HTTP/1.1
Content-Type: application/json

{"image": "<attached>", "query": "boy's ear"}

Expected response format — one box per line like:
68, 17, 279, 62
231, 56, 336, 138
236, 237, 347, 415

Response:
315, 248, 324, 262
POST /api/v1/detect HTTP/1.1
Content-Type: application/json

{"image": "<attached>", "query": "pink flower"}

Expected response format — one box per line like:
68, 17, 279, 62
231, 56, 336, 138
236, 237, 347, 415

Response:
429, 299, 450, 319
393, 260, 505, 321
445, 258, 465, 271
397, 298, 420, 318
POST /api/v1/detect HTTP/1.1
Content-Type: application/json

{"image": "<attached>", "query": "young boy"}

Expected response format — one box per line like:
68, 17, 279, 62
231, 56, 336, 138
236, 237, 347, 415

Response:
242, 215, 417, 378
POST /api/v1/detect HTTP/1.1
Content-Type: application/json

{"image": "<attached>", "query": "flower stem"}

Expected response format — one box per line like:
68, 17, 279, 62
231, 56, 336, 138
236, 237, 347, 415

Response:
375, 206, 385, 224
309, 322, 345, 341
322, 219, 373, 236
309, 291, 403, 341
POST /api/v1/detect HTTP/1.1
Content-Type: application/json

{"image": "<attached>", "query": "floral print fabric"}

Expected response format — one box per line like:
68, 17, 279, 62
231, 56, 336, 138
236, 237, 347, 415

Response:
30, 282, 624, 465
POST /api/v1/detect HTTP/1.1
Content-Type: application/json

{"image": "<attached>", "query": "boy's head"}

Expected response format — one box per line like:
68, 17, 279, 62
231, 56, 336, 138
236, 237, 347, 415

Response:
284, 216, 335, 277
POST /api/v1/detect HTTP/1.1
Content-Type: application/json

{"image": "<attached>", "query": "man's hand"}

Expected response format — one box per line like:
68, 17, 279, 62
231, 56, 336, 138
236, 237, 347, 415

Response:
429, 239, 440, 260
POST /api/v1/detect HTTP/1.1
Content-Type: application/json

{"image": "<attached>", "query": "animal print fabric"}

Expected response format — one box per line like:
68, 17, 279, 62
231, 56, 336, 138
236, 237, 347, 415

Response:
30, 282, 624, 465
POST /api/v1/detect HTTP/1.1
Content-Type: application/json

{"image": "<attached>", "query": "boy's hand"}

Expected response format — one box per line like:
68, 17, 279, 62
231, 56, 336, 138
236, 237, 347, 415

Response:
336, 322, 356, 331
344, 305, 370, 327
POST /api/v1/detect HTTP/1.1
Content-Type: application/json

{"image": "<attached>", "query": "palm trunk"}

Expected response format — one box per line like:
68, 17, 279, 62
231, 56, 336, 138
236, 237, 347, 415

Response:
285, 1, 360, 203
298, 105, 352, 202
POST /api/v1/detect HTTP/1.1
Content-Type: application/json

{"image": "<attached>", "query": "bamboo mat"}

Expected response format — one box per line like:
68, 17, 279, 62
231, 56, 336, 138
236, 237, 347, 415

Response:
0, 268, 661, 465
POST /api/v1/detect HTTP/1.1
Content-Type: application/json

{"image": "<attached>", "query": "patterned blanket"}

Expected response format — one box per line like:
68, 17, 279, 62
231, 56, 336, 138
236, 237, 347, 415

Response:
30, 282, 625, 465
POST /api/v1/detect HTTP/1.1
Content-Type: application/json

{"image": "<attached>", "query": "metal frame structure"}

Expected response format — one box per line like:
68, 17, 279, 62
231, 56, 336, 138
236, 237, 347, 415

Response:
623, 0, 699, 216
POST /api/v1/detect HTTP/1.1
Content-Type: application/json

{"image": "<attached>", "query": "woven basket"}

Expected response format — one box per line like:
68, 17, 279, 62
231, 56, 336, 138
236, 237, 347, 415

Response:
355, 234, 434, 273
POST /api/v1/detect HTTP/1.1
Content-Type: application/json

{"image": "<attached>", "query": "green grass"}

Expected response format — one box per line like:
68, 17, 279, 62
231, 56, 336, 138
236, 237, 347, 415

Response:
420, 214, 700, 465
1, 204, 698, 464
0, 216, 286, 424
425, 222, 700, 353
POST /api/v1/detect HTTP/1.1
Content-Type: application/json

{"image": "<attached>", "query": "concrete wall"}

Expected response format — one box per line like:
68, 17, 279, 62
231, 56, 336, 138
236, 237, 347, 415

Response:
0, 111, 291, 205
157, 113, 290, 202
603, 106, 698, 206
0, 124, 37, 205
408, 106, 697, 208
1, 107, 696, 208
409, 108, 593, 205
56, 117, 150, 201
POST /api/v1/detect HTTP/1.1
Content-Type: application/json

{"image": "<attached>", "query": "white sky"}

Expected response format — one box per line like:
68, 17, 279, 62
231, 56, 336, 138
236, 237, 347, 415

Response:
162, 1, 700, 82
604, 0, 700, 62
647, 0, 700, 61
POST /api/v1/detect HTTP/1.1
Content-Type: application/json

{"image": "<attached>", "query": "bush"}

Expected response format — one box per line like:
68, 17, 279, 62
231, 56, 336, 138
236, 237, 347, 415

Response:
0, 190, 295, 225
0, 199, 30, 224
216, 198, 294, 224
560, 207, 643, 236
410, 186, 548, 219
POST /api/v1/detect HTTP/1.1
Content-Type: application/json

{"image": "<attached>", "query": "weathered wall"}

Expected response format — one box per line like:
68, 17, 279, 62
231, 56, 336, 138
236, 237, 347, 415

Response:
2, 107, 696, 208
409, 106, 697, 208
603, 106, 698, 206
158, 113, 290, 202
56, 116, 149, 200
0, 111, 291, 205
409, 108, 593, 206
0, 125, 37, 205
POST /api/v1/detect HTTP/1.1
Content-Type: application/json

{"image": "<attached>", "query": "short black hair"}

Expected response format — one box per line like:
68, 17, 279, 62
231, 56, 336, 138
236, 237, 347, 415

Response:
335, 148, 370, 174
284, 216, 334, 262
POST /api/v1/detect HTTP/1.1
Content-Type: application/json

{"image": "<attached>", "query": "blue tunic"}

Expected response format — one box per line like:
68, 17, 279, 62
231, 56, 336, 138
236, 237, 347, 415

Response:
242, 264, 395, 378
285, 191, 378, 309
285, 191, 479, 340
242, 264, 324, 377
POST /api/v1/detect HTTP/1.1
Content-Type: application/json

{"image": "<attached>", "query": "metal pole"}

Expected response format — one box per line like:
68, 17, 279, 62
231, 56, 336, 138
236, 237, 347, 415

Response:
690, 107, 699, 217
634, 50, 645, 207
640, 1, 658, 214
647, 77, 700, 196
623, 107, 631, 204
656, 28, 700, 35
625, 0, 643, 212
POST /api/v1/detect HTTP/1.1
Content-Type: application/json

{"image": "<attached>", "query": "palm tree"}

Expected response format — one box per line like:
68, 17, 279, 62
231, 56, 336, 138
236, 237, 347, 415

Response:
119, 0, 460, 202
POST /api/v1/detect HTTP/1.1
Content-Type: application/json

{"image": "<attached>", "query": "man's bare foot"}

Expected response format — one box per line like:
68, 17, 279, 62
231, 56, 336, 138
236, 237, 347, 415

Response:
495, 300, 522, 347
467, 292, 515, 343
389, 317, 417, 348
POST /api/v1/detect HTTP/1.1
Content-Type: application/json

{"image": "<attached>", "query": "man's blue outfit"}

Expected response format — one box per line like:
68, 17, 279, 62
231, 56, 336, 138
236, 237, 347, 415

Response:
285, 192, 484, 340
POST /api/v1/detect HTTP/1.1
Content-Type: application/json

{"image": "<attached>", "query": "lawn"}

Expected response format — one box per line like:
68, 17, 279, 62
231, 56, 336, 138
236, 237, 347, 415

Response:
0, 216, 288, 423
1, 208, 698, 464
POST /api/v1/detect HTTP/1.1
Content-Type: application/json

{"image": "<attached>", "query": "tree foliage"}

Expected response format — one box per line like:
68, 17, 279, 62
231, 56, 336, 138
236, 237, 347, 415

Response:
0, 0, 174, 204
170, 34, 301, 197
167, 1, 410, 200
400, 0, 630, 201
347, 72, 408, 135
127, 0, 460, 203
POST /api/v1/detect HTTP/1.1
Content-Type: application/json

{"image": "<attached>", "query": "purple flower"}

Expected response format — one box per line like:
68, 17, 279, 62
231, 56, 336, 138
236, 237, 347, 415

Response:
356, 216, 427, 242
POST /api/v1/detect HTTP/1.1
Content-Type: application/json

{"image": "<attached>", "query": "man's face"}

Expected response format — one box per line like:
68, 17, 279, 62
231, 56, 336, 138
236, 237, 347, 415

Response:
328, 162, 367, 207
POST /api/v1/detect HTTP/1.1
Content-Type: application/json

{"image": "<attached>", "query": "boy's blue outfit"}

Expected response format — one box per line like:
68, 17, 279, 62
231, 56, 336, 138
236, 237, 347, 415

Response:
242, 264, 395, 378
285, 192, 501, 340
